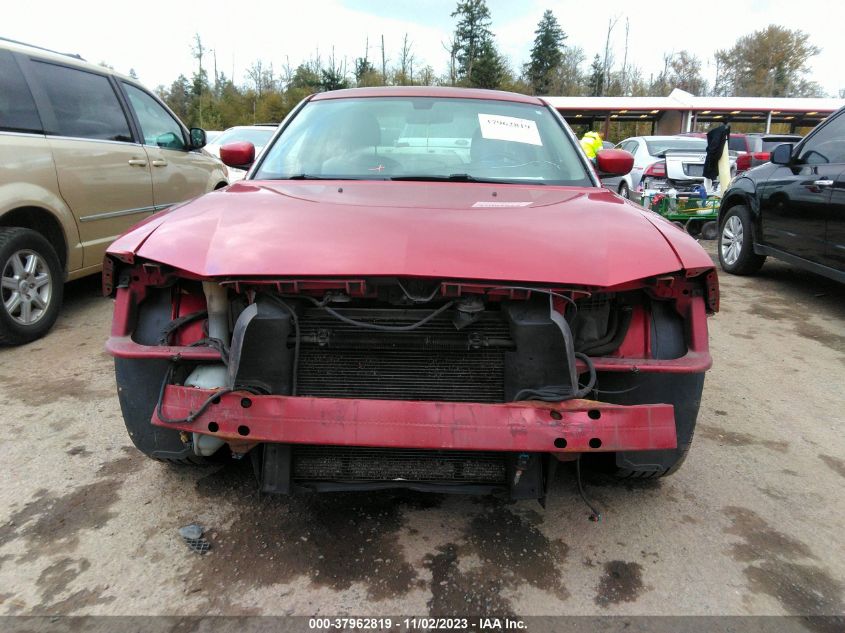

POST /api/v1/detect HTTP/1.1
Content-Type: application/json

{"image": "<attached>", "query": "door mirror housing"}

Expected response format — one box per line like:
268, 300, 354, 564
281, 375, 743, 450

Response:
770, 143, 793, 165
595, 149, 635, 177
220, 141, 255, 170
189, 127, 207, 149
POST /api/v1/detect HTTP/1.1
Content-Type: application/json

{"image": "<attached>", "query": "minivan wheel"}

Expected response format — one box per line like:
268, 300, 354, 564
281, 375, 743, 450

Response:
0, 228, 63, 345
719, 205, 765, 275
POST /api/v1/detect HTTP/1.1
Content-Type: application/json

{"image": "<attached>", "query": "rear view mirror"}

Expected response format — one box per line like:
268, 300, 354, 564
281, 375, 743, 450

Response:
189, 127, 207, 149
770, 143, 793, 165
595, 149, 634, 177
220, 141, 255, 170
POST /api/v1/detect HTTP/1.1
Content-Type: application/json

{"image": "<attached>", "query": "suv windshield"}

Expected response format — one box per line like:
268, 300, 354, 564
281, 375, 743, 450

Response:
253, 97, 591, 185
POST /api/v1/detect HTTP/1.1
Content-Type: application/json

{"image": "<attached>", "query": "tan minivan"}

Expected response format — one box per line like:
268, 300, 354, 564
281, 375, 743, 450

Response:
0, 38, 228, 344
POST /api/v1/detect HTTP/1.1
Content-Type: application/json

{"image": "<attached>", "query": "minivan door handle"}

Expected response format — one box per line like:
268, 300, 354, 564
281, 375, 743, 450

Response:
813, 179, 834, 187
151, 159, 168, 167
127, 158, 148, 167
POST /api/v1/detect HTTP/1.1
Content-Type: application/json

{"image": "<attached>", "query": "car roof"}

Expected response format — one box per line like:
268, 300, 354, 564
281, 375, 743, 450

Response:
310, 86, 546, 106
221, 125, 278, 131
0, 36, 135, 83
638, 135, 704, 141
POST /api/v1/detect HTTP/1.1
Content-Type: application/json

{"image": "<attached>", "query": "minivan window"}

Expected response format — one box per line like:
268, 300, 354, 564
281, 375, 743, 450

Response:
0, 50, 42, 133
123, 84, 186, 150
30, 61, 132, 142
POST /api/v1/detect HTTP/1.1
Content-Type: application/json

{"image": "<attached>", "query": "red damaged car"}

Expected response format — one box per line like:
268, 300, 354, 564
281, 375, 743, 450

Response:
105, 87, 717, 501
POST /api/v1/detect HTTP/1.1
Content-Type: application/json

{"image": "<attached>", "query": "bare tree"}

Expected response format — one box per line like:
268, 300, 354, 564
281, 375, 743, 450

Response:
442, 37, 459, 86
398, 34, 415, 85
190, 33, 207, 127
602, 16, 619, 92
621, 18, 629, 95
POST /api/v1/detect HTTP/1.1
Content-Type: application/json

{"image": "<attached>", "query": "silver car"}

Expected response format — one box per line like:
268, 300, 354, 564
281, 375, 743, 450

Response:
602, 136, 733, 198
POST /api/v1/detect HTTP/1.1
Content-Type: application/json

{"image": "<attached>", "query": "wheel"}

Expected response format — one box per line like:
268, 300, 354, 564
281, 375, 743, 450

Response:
115, 288, 211, 465
686, 220, 702, 237
719, 204, 765, 275
593, 301, 703, 479
618, 181, 630, 199
0, 227, 64, 346
700, 221, 718, 241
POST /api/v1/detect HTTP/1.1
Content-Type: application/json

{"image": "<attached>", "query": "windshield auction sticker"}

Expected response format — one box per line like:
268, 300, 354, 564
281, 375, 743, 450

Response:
478, 114, 542, 146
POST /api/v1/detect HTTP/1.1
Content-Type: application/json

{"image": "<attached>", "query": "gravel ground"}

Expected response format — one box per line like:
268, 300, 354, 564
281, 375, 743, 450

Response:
0, 242, 843, 621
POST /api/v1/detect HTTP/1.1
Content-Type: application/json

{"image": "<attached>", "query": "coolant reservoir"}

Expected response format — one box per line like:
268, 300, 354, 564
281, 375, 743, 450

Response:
185, 364, 228, 389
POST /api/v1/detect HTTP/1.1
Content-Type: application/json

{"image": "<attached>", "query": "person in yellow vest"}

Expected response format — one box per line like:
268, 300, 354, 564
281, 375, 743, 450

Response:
580, 130, 604, 160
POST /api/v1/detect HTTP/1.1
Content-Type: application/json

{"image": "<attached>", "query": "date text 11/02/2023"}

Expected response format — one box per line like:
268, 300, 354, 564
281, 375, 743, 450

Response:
308, 617, 528, 630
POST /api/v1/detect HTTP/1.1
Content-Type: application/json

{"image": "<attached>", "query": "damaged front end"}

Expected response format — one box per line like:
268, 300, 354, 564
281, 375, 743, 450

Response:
106, 259, 715, 500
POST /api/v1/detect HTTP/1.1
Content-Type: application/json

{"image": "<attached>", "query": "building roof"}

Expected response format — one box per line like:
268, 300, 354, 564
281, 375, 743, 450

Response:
544, 89, 845, 113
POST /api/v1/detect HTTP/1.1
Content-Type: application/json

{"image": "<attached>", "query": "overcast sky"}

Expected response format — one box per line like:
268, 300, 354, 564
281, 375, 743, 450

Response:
3, 0, 843, 95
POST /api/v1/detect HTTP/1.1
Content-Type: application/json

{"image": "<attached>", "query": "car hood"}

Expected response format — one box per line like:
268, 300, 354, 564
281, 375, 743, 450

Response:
109, 180, 713, 287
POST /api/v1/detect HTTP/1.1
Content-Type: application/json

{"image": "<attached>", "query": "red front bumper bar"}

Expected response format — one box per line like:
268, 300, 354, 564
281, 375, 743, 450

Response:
154, 387, 677, 453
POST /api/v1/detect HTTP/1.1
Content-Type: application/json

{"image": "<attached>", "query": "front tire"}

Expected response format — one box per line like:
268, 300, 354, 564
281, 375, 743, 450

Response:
594, 301, 702, 479
115, 288, 210, 465
719, 205, 765, 275
618, 181, 630, 199
0, 227, 63, 346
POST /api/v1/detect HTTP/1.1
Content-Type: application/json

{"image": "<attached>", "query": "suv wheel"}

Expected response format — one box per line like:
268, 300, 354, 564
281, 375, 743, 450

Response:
718, 205, 766, 275
0, 228, 63, 345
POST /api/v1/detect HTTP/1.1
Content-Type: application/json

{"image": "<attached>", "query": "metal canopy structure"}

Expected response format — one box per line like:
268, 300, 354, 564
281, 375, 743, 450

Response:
544, 89, 845, 136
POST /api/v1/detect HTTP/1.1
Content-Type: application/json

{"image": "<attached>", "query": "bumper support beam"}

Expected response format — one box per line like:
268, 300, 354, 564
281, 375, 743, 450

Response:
153, 387, 677, 453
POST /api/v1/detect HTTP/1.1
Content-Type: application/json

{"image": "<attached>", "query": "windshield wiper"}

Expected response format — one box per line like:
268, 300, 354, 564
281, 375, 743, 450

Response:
390, 174, 546, 185
286, 174, 335, 180
390, 174, 487, 183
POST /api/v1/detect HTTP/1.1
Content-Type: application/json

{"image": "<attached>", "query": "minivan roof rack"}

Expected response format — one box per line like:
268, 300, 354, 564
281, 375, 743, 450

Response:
0, 36, 85, 61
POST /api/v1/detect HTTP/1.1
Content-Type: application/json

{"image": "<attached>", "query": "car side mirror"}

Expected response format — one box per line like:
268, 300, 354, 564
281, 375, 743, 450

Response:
220, 141, 255, 170
155, 132, 182, 149
595, 149, 634, 177
770, 143, 793, 165
189, 127, 207, 150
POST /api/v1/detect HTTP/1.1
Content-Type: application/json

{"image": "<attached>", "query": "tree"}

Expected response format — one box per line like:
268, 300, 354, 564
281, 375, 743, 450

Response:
395, 34, 416, 85
553, 46, 586, 96
190, 33, 208, 126
451, 0, 493, 82
667, 51, 707, 95
713, 25, 822, 97
470, 39, 507, 89
525, 9, 566, 95
587, 54, 604, 96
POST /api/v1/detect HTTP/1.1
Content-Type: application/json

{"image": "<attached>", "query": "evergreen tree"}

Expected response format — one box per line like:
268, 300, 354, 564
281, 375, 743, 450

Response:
471, 39, 507, 89
525, 10, 566, 95
451, 0, 493, 83
588, 54, 604, 96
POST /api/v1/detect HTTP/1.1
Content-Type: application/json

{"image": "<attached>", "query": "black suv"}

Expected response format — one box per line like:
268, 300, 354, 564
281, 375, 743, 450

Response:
718, 107, 845, 283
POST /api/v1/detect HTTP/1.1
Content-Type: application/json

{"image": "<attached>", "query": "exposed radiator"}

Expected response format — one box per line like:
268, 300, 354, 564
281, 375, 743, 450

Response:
292, 446, 507, 484
296, 307, 508, 402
